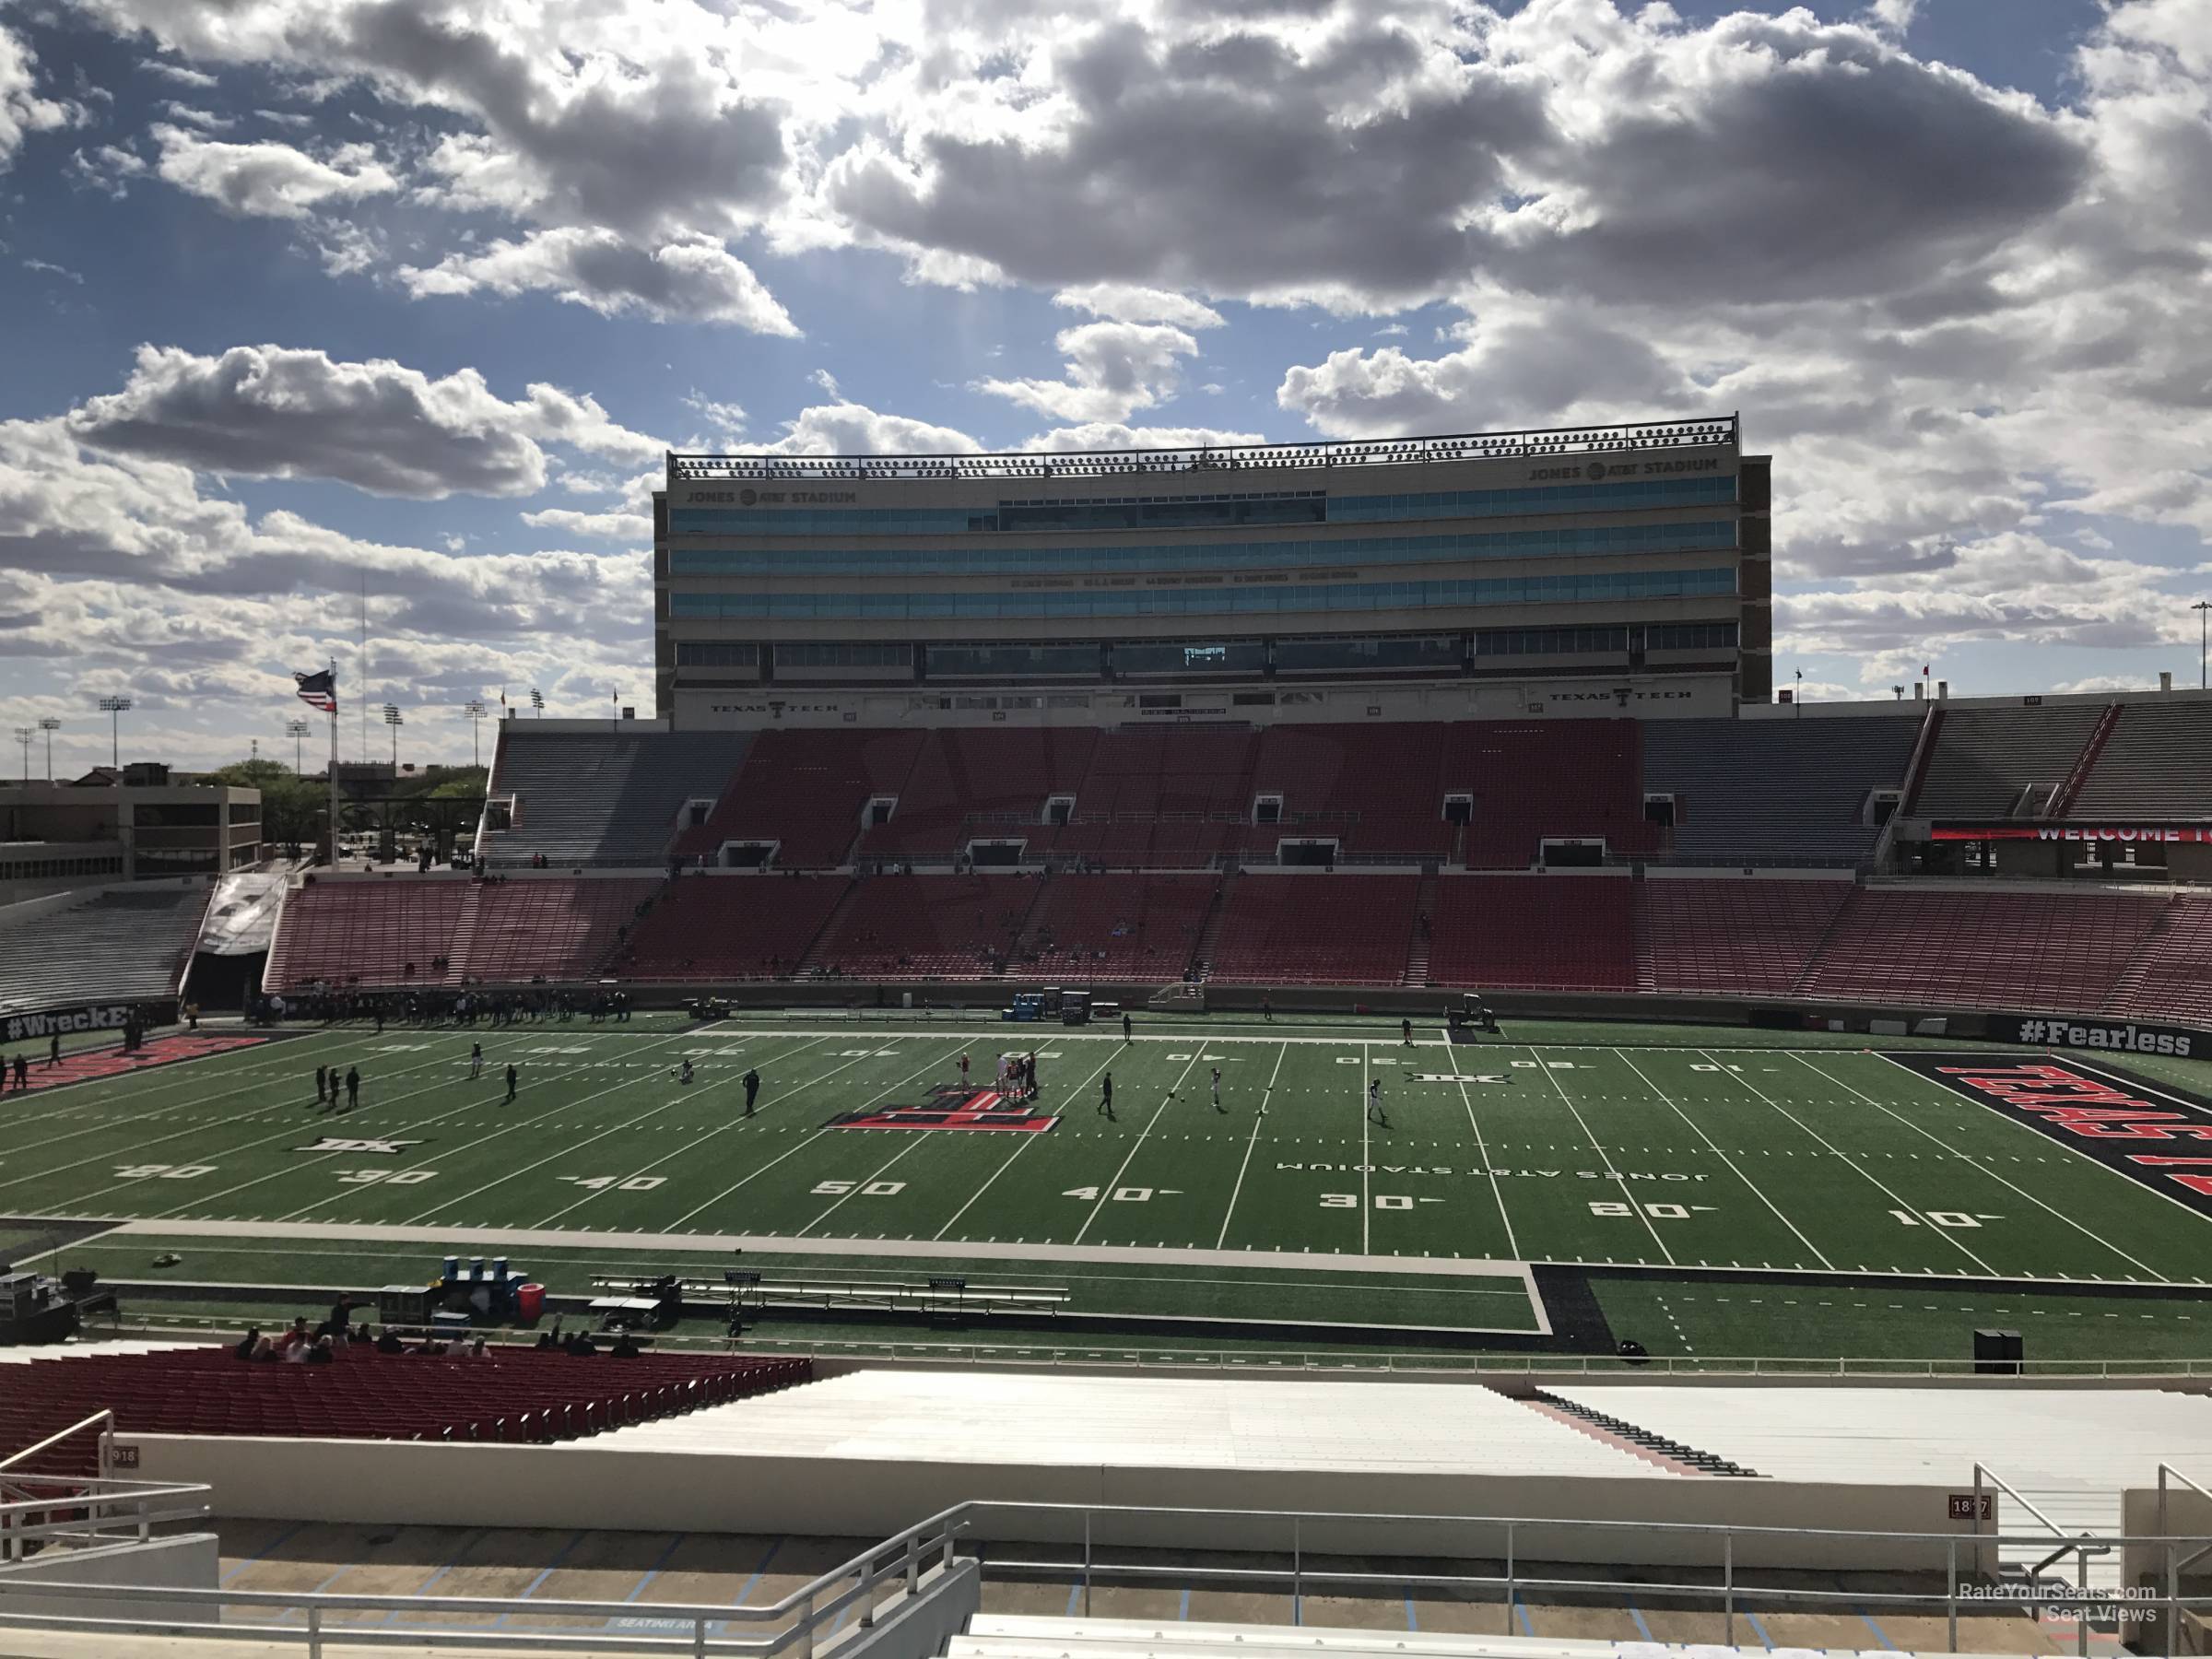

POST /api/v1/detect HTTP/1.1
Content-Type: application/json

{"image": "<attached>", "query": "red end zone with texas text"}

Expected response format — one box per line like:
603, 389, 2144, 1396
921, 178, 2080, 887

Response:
1884, 1051, 2212, 1218
4, 1032, 268, 1095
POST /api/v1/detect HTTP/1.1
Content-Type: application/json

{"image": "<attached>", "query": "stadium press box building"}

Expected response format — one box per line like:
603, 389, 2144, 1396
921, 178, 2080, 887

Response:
653, 416, 1770, 730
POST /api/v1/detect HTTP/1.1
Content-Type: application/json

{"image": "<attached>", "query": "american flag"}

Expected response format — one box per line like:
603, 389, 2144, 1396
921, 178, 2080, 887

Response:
294, 668, 336, 712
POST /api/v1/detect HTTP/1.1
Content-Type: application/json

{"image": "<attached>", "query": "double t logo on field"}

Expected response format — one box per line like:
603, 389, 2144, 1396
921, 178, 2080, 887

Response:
826, 1083, 1056, 1133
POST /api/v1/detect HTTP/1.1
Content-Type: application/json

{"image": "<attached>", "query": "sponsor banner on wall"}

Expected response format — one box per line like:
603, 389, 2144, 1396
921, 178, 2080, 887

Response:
2, 1000, 176, 1046
1988, 1014, 2201, 1058
1884, 1050, 2212, 1218
1928, 825, 2212, 842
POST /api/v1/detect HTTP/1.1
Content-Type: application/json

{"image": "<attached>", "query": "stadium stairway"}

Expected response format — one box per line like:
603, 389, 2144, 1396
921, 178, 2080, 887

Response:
1401, 871, 1438, 988
1522, 1388, 1760, 1477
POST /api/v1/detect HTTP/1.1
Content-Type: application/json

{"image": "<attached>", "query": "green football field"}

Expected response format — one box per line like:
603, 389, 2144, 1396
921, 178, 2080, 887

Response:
6, 1011, 2210, 1353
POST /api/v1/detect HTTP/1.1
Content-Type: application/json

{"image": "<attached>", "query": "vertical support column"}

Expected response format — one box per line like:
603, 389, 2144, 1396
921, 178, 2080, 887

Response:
1293, 1518, 1302, 1629
1504, 1522, 1515, 1638
1947, 1536, 1959, 1652
1724, 1534, 1735, 1646
1083, 1512, 1092, 1619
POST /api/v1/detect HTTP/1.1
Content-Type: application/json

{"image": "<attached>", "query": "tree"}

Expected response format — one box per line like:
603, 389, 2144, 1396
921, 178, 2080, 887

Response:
204, 758, 324, 849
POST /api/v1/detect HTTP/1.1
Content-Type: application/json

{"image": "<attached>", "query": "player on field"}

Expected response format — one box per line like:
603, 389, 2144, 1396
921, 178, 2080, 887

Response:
48, 1033, 60, 1068
743, 1067, 760, 1116
344, 1065, 360, 1112
504, 1063, 519, 1103
1402, 1018, 1413, 1046
1097, 1072, 1113, 1120
1026, 1052, 1039, 1097
470, 1042, 484, 1079
8, 1053, 24, 1092
1261, 996, 1273, 1023
959, 1053, 970, 1088
1122, 1012, 1133, 1043
314, 1063, 328, 1105
1210, 1066, 1223, 1112
678, 1057, 694, 1085
1367, 1076, 1385, 1126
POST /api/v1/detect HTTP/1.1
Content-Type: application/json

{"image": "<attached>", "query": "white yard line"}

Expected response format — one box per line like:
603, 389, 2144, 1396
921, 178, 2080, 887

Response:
1360, 1041, 1371, 1255
1071, 1052, 1205, 1246
1446, 1027, 1520, 1263
1, 1030, 361, 1124
1526, 1044, 1674, 1265
932, 1043, 1122, 1242
0, 1038, 530, 1208
414, 1027, 819, 1226
1844, 1052, 2183, 1276
149, 1030, 658, 1221
1215, 1041, 1289, 1250
270, 1025, 755, 1227
1614, 1048, 1834, 1270
640, 1039, 971, 1233
1697, 1048, 2000, 1277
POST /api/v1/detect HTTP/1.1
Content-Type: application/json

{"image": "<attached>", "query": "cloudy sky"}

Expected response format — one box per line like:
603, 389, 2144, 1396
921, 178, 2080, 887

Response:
2, 0, 2208, 775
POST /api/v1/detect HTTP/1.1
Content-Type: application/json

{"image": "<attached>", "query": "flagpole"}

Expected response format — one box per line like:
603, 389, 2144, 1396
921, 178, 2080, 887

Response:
328, 655, 341, 868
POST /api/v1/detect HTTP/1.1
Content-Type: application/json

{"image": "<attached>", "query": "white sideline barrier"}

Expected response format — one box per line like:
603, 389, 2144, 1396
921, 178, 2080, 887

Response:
124, 1433, 1988, 1572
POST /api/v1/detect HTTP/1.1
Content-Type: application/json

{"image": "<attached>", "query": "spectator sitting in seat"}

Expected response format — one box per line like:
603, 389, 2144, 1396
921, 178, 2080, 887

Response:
304, 1336, 335, 1365
375, 1327, 406, 1354
275, 1315, 312, 1356
347, 1322, 372, 1345
610, 1331, 643, 1359
250, 1336, 278, 1362
234, 1326, 262, 1359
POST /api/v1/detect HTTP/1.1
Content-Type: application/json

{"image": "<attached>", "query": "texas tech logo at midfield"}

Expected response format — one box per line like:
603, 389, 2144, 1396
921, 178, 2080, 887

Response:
828, 1084, 1054, 1133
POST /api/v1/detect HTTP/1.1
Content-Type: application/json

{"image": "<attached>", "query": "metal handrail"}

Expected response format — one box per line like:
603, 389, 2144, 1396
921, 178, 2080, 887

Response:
6, 1498, 2212, 1659
0, 1410, 113, 1478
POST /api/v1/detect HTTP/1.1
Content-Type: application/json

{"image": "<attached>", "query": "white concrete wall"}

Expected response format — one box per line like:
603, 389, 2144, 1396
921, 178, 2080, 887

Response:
126, 1434, 1986, 1572
0, 1532, 219, 1625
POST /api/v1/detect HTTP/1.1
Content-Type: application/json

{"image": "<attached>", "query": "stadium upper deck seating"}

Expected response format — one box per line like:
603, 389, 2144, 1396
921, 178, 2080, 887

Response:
807, 873, 1030, 979
673, 728, 924, 868
1013, 872, 1213, 981
1795, 885, 2166, 1010
1642, 716, 1914, 865
1206, 874, 1420, 984
2067, 700, 2212, 818
482, 730, 753, 867
1443, 721, 1659, 866
1910, 704, 2107, 818
1644, 877, 1852, 994
613, 874, 851, 981
1427, 875, 1637, 990
861, 728, 1100, 860
0, 882, 208, 1015
0, 1346, 810, 1475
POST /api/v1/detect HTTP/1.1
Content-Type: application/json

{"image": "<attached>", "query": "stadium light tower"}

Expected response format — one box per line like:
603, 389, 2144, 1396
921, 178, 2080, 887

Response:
37, 715, 60, 781
530, 687, 544, 717
382, 702, 403, 771
463, 699, 488, 768
286, 718, 312, 774
98, 694, 132, 768
2194, 599, 2210, 690
12, 726, 30, 782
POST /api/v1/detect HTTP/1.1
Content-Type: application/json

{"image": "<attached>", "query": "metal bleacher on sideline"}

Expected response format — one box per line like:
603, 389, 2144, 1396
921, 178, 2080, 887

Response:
481, 729, 754, 866
0, 882, 209, 1016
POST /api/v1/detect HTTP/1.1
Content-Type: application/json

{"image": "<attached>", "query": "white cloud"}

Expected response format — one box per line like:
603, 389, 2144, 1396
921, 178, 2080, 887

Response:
65, 143, 148, 197
139, 58, 219, 89
976, 322, 1203, 423
1020, 422, 1269, 453
769, 403, 983, 456
521, 507, 653, 541
1053, 284, 1225, 330
151, 124, 396, 219
0, 20, 83, 172
65, 344, 664, 500
397, 228, 796, 333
